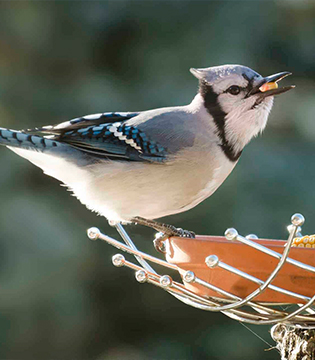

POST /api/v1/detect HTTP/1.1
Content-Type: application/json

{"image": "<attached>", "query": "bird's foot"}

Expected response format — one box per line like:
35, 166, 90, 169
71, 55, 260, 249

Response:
167, 226, 195, 238
132, 216, 195, 238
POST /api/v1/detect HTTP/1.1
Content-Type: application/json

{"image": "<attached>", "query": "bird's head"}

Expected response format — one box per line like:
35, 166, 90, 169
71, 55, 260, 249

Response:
190, 65, 294, 160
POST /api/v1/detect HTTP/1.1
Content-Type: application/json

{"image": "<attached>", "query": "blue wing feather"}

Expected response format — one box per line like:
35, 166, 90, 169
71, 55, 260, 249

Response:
27, 112, 167, 163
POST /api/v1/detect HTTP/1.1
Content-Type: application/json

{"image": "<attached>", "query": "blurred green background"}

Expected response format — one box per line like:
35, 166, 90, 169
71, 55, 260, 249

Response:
0, 1, 314, 359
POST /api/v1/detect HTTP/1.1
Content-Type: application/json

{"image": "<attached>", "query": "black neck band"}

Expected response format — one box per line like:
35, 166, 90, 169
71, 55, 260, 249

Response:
200, 81, 242, 162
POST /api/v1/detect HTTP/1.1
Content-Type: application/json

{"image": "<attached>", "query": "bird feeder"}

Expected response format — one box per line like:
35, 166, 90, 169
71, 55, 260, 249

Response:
87, 213, 315, 359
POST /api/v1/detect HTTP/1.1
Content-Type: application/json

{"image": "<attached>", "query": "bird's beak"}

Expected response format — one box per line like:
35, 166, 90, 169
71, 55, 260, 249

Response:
248, 71, 295, 98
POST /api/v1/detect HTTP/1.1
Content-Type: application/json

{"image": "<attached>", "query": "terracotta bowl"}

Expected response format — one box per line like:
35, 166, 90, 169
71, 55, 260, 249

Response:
165, 236, 315, 304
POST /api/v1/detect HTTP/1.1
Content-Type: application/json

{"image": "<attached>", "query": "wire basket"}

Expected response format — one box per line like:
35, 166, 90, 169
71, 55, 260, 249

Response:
87, 213, 315, 327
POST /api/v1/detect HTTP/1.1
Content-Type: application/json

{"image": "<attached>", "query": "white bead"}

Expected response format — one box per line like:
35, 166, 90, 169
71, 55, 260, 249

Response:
112, 254, 125, 267
205, 255, 219, 268
291, 213, 305, 227
245, 234, 258, 240
225, 228, 238, 240
87, 227, 100, 240
135, 270, 148, 283
160, 275, 172, 288
183, 271, 195, 283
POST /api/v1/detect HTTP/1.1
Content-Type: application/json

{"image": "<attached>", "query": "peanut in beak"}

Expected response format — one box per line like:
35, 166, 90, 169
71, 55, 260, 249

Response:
259, 82, 279, 92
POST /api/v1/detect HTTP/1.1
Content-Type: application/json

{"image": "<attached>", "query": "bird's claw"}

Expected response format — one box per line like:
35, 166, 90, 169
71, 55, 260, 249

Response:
175, 228, 196, 238
132, 216, 195, 238
182, 229, 195, 238
166, 226, 195, 238
153, 229, 194, 254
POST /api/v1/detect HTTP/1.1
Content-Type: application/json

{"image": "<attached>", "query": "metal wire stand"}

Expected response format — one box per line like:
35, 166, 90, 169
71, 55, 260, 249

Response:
87, 213, 315, 328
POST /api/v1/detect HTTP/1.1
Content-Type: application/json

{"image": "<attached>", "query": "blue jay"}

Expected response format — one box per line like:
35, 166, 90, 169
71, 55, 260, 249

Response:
0, 65, 294, 237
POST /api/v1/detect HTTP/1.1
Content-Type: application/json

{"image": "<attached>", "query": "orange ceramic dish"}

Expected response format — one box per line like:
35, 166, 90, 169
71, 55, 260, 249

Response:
165, 236, 315, 304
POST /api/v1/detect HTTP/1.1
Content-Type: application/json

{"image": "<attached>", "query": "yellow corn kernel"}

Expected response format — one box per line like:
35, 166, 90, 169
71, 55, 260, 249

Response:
259, 82, 278, 92
306, 243, 312, 248
298, 243, 305, 247
303, 236, 310, 244
309, 236, 315, 245
294, 237, 303, 245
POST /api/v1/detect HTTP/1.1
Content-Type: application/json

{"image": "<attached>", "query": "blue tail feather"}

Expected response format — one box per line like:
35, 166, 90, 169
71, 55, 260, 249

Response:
0, 128, 61, 150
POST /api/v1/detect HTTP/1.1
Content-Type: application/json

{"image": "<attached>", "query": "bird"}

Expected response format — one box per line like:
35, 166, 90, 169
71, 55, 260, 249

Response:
0, 65, 294, 237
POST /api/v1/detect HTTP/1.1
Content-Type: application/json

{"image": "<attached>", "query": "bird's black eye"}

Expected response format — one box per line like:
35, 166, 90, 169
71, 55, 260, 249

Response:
226, 85, 241, 95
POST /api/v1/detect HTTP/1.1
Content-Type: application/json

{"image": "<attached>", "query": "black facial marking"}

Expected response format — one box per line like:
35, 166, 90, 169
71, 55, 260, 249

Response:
242, 73, 251, 82
242, 73, 260, 97
199, 80, 242, 162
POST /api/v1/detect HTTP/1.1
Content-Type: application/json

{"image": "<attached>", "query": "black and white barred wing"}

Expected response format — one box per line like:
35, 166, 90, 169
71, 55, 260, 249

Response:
33, 112, 168, 163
